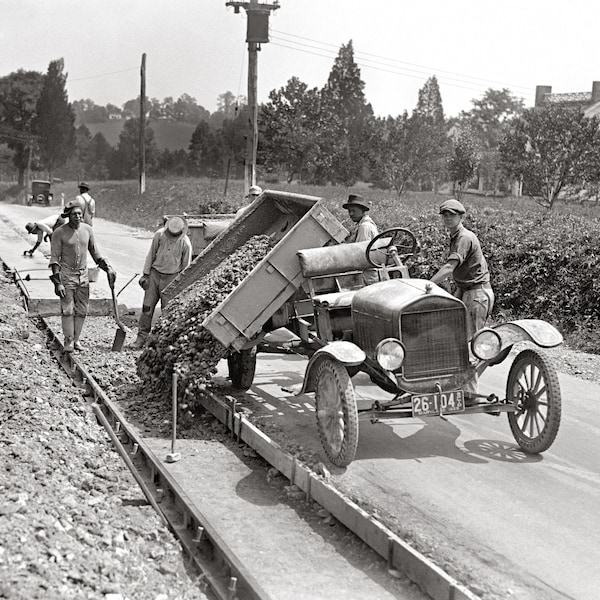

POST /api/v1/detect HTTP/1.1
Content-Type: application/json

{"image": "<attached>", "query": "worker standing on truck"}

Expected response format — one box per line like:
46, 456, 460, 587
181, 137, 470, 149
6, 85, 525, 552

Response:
76, 182, 95, 226
430, 199, 494, 398
24, 214, 66, 256
132, 216, 192, 349
49, 200, 116, 353
342, 194, 380, 285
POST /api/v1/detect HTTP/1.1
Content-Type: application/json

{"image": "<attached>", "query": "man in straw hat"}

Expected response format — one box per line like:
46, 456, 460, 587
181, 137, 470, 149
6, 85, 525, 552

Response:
342, 194, 380, 285
49, 200, 116, 352
132, 216, 192, 349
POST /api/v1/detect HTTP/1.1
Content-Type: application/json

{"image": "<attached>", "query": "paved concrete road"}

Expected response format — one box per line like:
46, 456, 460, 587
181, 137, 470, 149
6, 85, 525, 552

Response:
219, 351, 600, 600
0, 202, 151, 311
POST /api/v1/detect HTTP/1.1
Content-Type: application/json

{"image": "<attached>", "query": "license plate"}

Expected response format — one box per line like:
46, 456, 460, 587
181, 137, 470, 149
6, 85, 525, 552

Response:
411, 390, 465, 417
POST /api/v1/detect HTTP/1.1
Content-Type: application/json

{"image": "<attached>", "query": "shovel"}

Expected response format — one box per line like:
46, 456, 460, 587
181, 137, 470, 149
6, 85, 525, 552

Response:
110, 282, 128, 351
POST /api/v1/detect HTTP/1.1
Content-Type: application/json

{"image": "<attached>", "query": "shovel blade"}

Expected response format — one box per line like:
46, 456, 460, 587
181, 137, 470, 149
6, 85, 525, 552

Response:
111, 327, 127, 352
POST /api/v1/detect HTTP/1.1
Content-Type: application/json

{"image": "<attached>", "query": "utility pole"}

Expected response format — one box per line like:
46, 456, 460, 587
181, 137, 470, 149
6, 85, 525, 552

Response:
226, 0, 279, 193
139, 53, 146, 195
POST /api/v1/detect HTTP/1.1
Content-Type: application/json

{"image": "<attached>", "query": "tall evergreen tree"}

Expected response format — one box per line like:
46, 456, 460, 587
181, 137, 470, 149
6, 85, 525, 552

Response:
108, 118, 158, 179
188, 120, 218, 176
321, 40, 374, 185
410, 76, 448, 191
0, 69, 44, 184
33, 59, 75, 178
84, 132, 113, 180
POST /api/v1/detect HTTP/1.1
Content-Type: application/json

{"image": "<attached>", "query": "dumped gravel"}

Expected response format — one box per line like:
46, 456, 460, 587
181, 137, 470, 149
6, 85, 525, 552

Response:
0, 267, 207, 600
137, 235, 275, 404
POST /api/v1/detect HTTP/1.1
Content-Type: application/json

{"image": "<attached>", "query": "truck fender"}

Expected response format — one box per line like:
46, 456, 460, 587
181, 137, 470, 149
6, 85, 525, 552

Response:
494, 319, 563, 348
300, 341, 366, 395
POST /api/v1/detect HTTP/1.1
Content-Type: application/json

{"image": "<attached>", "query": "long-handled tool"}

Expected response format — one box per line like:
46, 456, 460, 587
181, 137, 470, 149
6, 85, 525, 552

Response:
110, 282, 129, 351
166, 373, 181, 463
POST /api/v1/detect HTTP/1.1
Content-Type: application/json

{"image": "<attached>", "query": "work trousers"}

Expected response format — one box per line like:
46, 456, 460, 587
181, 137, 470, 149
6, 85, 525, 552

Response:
138, 268, 179, 337
60, 284, 90, 317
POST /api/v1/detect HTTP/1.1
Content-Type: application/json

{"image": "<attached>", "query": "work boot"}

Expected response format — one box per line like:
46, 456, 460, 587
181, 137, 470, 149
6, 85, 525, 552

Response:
64, 337, 74, 353
74, 341, 85, 351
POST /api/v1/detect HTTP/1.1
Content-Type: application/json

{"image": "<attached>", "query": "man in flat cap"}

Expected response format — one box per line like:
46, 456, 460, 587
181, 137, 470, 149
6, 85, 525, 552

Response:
132, 216, 192, 349
343, 194, 380, 285
431, 199, 494, 395
76, 182, 95, 226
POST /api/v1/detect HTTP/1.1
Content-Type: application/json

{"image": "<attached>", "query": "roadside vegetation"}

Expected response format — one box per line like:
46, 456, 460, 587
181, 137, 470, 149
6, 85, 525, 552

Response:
5, 177, 597, 353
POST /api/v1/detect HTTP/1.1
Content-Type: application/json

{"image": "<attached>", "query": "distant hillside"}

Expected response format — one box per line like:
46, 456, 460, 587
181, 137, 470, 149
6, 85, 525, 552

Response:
83, 119, 197, 151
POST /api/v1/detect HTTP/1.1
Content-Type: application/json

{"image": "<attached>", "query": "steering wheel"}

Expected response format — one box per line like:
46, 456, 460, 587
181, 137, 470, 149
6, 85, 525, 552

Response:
366, 228, 419, 268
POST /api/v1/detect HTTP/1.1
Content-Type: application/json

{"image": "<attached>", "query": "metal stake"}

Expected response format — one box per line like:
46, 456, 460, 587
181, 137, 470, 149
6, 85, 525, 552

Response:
166, 372, 181, 463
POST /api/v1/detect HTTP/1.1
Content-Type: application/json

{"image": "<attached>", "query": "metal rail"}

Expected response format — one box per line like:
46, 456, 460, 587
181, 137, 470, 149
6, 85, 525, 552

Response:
42, 320, 272, 600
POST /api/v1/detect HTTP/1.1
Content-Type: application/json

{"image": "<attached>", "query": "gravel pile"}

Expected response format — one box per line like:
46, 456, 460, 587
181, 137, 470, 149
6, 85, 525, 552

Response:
137, 235, 275, 404
0, 266, 207, 600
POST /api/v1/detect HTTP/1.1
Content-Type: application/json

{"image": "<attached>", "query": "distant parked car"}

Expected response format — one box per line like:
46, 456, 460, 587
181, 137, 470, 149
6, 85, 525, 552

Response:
27, 180, 53, 206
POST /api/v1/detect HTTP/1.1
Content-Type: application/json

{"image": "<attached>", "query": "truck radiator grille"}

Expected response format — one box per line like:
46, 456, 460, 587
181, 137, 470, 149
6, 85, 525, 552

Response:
401, 307, 468, 379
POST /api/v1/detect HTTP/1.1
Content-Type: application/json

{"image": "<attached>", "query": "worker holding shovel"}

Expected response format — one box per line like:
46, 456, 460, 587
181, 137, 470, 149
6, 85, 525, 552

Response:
49, 200, 116, 353
131, 216, 192, 349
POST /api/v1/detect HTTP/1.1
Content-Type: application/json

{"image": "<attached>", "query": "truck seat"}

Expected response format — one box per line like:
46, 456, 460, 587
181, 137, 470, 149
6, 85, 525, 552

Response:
297, 241, 372, 277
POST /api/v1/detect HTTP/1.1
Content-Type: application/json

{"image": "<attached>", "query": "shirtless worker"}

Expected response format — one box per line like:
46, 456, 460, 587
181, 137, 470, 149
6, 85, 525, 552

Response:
49, 200, 116, 352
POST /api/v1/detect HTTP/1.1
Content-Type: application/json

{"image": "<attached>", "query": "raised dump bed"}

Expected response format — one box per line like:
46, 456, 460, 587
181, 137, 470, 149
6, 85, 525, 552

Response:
162, 190, 347, 351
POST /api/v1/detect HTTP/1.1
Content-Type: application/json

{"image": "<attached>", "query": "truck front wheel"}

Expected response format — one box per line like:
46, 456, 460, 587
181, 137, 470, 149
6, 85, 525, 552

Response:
506, 349, 561, 453
314, 358, 359, 467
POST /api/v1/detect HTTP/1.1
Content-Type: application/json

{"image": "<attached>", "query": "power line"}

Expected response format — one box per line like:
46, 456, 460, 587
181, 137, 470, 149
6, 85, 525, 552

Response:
269, 40, 533, 101
69, 67, 139, 83
270, 28, 534, 96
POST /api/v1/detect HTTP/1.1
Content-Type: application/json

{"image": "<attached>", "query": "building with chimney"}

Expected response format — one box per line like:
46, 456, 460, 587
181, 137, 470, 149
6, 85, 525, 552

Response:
535, 81, 600, 117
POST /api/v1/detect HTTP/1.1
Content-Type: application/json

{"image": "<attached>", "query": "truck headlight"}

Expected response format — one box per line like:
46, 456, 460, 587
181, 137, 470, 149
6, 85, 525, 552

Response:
376, 338, 405, 371
471, 328, 502, 360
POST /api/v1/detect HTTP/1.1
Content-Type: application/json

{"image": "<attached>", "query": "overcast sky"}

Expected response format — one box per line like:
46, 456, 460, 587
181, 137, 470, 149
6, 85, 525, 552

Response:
2, 0, 599, 118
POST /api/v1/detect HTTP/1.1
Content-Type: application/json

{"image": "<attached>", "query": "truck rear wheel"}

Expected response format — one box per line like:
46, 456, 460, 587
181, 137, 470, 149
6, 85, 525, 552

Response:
314, 358, 358, 467
506, 349, 561, 453
227, 347, 257, 391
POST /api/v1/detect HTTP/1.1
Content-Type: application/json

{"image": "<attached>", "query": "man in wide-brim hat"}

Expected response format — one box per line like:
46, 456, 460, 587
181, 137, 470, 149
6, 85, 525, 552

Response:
132, 216, 193, 349
342, 194, 380, 284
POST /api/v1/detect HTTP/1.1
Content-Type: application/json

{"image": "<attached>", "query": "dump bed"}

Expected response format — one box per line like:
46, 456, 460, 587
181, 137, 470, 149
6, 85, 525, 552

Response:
162, 190, 347, 351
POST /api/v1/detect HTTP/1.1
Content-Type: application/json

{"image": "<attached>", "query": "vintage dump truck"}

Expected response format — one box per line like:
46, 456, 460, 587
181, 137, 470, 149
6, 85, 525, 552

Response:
165, 191, 564, 467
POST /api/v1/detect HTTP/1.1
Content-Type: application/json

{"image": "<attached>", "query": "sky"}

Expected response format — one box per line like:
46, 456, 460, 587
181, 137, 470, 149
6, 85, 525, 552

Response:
2, 0, 599, 119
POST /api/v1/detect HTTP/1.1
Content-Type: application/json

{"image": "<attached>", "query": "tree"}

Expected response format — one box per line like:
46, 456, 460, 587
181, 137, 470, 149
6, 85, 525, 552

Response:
369, 113, 416, 197
172, 94, 210, 124
108, 118, 158, 179
0, 69, 44, 184
448, 127, 479, 198
33, 59, 76, 179
84, 132, 113, 180
259, 77, 323, 182
61, 124, 91, 179
499, 104, 600, 209
410, 76, 448, 191
460, 88, 524, 192
321, 40, 374, 185
188, 120, 218, 176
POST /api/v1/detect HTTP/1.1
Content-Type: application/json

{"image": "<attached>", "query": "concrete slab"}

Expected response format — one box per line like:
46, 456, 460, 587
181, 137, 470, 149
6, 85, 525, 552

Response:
0, 203, 152, 314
